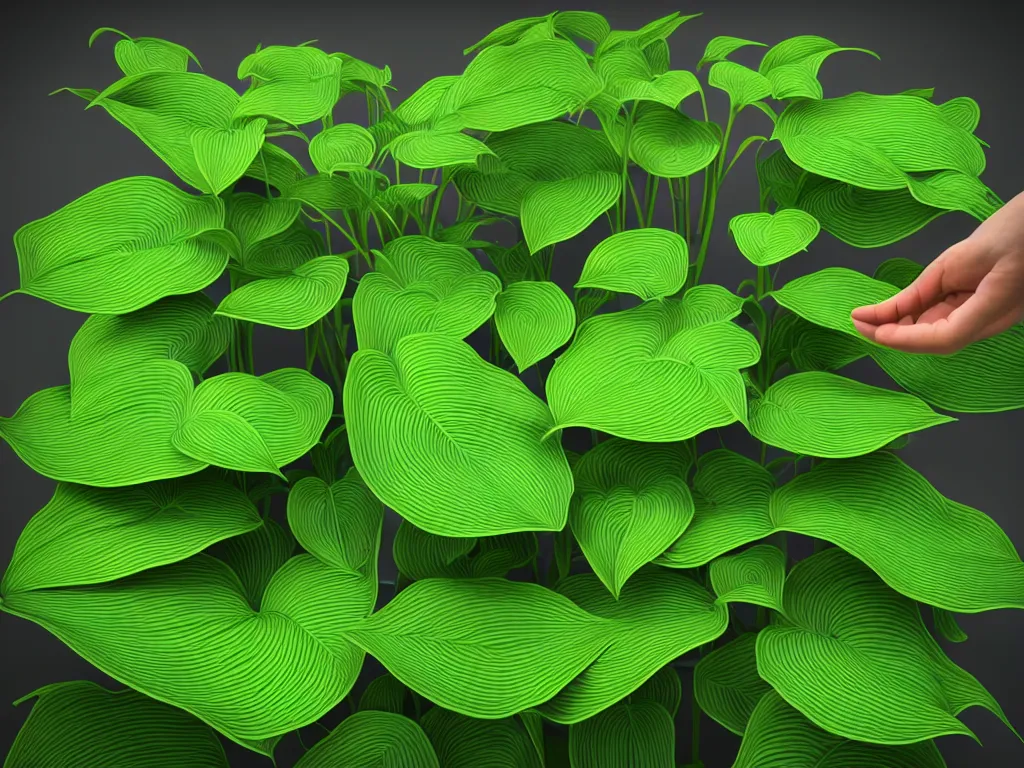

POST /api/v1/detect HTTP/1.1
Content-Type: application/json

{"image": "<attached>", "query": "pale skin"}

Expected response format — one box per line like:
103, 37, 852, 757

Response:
851, 191, 1024, 354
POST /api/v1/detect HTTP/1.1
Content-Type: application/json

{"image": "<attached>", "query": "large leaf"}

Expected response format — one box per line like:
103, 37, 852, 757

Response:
345, 333, 573, 536
605, 102, 721, 178
11, 176, 233, 313
568, 700, 674, 768
216, 254, 349, 330
536, 568, 728, 723
495, 280, 576, 371
747, 371, 953, 458
309, 123, 376, 173
773, 92, 986, 191
728, 209, 820, 267
756, 547, 1013, 743
569, 438, 694, 598
453, 120, 620, 253
420, 707, 541, 768
88, 72, 265, 194
235, 45, 343, 124
659, 449, 1024, 613
546, 285, 759, 441
771, 267, 1024, 411
694, 632, 771, 735
576, 228, 688, 300
1, 474, 260, 594
5, 681, 228, 768
1, 553, 374, 744
345, 577, 611, 718
352, 235, 501, 354
734, 690, 947, 767
293, 710, 438, 768
758, 35, 878, 100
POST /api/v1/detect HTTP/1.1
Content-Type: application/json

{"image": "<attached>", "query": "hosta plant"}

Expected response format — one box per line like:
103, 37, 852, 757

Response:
3, 11, 1023, 768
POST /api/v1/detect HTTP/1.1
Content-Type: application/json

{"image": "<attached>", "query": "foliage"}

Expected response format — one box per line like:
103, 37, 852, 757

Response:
2, 11, 1022, 768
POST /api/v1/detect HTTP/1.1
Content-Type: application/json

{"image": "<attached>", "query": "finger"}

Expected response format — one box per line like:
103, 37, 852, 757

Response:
871, 318, 966, 354
851, 256, 948, 325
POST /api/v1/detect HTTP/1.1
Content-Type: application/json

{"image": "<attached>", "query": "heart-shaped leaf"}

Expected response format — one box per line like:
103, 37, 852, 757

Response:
309, 123, 376, 173
352, 235, 501, 354
494, 280, 576, 371
293, 710, 438, 768
728, 209, 820, 267
536, 568, 729, 723
709, 543, 785, 611
756, 547, 1014, 743
570, 438, 694, 598
758, 36, 878, 100
190, 119, 269, 195
345, 333, 573, 536
5, 681, 228, 768
748, 371, 953, 458
568, 700, 674, 768
420, 707, 540, 768
576, 228, 688, 300
694, 632, 771, 735
345, 577, 612, 718
547, 285, 759, 441
605, 102, 721, 178
235, 45, 343, 125
12, 176, 233, 313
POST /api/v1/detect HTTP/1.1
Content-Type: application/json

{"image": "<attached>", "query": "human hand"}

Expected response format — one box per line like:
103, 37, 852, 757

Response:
850, 191, 1024, 354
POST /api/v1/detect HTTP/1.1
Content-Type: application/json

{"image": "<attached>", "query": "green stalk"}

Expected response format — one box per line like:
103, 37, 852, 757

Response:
428, 169, 449, 237
683, 176, 692, 246
626, 174, 644, 229
670, 178, 679, 233
618, 103, 635, 232
692, 107, 737, 285
644, 174, 659, 227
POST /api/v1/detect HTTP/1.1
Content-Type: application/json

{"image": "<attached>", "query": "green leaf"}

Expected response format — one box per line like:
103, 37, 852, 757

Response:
207, 518, 295, 610
238, 221, 325, 278
217, 254, 349, 330
12, 176, 232, 313
789, 320, 867, 372
597, 12, 701, 55
112, 36, 200, 76
293, 710, 438, 768
394, 522, 536, 581
346, 333, 573, 537
728, 209, 820, 267
708, 61, 772, 110
756, 547, 1014, 743
694, 632, 771, 735
1, 553, 374, 744
5, 681, 228, 768
453, 121, 620, 252
309, 123, 376, 173
568, 700, 674, 768
709, 544, 785, 611
1, 474, 259, 595
771, 267, 1024, 412
554, 11, 611, 47
773, 92, 986, 191
933, 607, 969, 643
595, 45, 701, 109
630, 665, 682, 717
495, 280, 576, 371
225, 192, 302, 256
420, 707, 541, 768
875, 256, 924, 288
387, 129, 494, 169
570, 438, 694, 599
547, 285, 759, 441
606, 102, 721, 178
352, 235, 501, 354
245, 142, 308, 192
576, 228, 688, 300
173, 368, 333, 476
286, 469, 383, 574
345, 577, 611, 718
235, 45, 343, 124
88, 72, 265, 194
463, 14, 557, 54
359, 673, 410, 714
536, 568, 728, 723
758, 36, 878, 100
698, 36, 767, 70
748, 371, 953, 458
938, 96, 981, 133
438, 38, 602, 132
734, 690, 947, 767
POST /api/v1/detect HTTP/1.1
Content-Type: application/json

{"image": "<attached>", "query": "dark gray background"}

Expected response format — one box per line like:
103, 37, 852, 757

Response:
1, 0, 1021, 765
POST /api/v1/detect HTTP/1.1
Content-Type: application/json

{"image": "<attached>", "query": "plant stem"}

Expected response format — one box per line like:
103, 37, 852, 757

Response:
692, 108, 737, 285
683, 176, 692, 246
428, 169, 448, 236
618, 103, 635, 232
644, 174, 659, 227
691, 693, 702, 765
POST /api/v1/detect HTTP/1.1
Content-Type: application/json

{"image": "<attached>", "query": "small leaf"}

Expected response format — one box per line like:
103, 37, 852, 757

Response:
694, 633, 771, 735
759, 35, 878, 100
710, 544, 785, 612
217, 254, 349, 330
576, 228, 688, 300
12, 176, 232, 313
293, 710, 438, 768
608, 102, 721, 178
235, 45, 343, 124
420, 707, 541, 768
495, 280, 576, 371
345, 333, 573, 537
708, 61, 772, 110
5, 681, 228, 768
630, 665, 682, 717
933, 607, 969, 643
190, 119, 268, 195
207, 518, 295, 610
521, 171, 621, 253
938, 96, 981, 133
225, 193, 302, 255
245, 142, 308, 192
728, 209, 820, 267
757, 547, 1014, 743
734, 690, 947, 768
570, 438, 694, 598
387, 129, 494, 169
113, 36, 199, 76
359, 673, 410, 714
310, 123, 376, 173
345, 577, 612, 718
698, 36, 767, 70
569, 700, 674, 768
748, 371, 953, 458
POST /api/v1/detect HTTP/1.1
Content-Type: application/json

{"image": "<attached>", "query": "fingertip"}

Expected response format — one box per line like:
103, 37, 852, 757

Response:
851, 318, 877, 340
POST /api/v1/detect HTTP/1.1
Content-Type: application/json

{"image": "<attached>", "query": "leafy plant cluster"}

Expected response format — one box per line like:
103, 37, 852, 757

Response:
2, 10, 1023, 768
